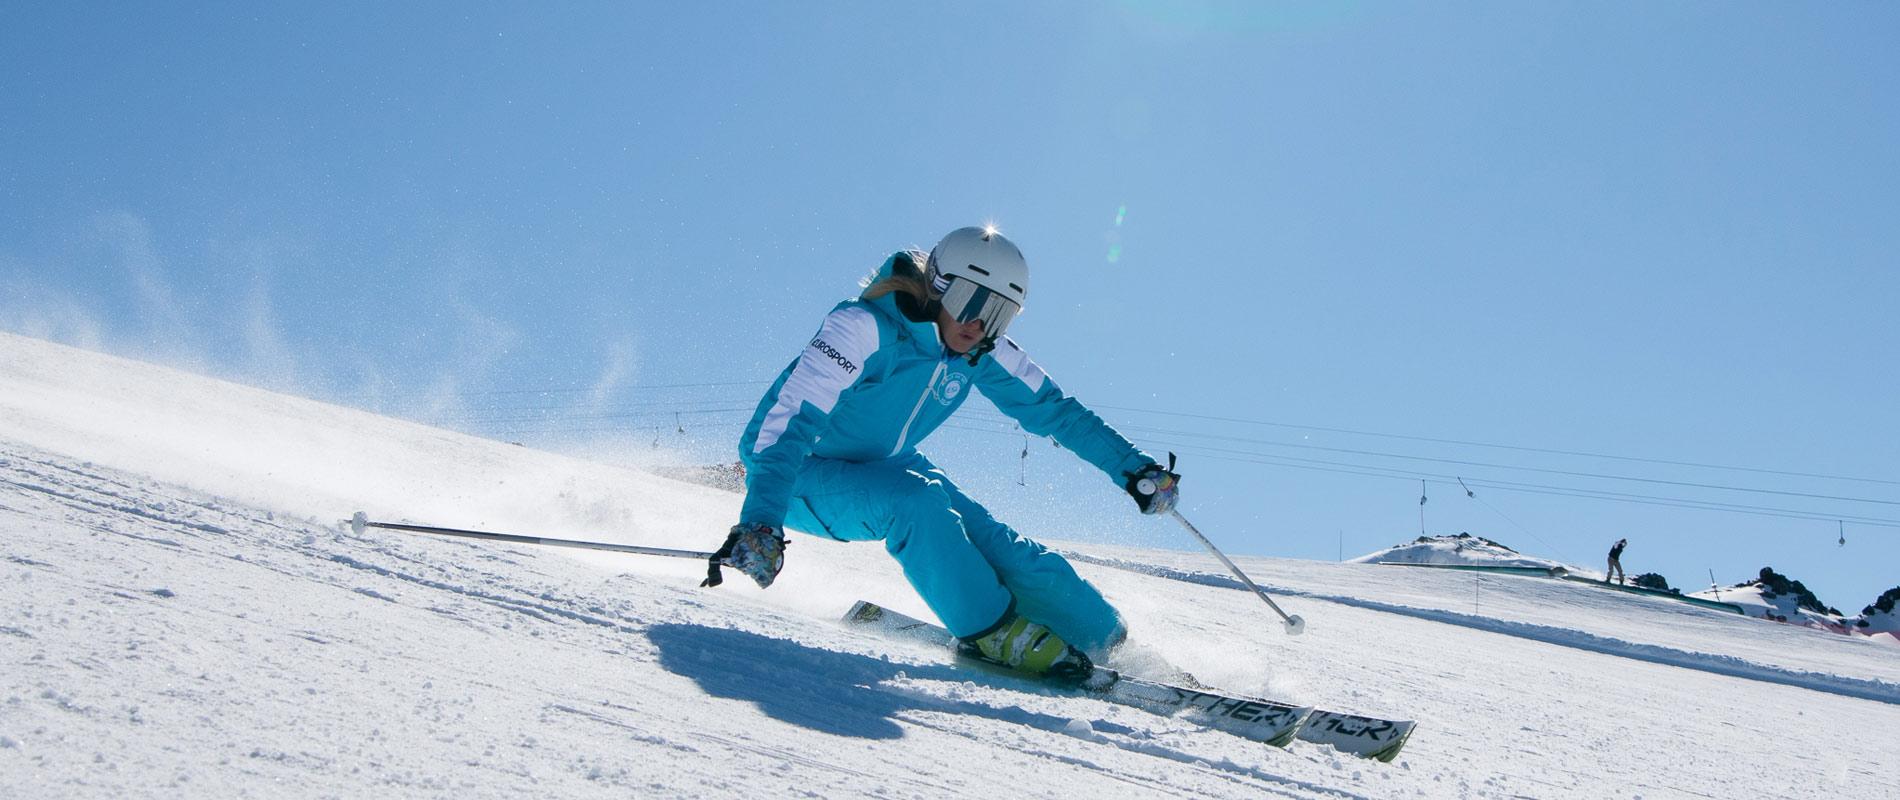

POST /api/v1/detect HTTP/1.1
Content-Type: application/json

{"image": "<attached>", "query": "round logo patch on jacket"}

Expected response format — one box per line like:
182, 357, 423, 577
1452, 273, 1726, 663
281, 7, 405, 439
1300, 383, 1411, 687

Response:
934, 371, 970, 406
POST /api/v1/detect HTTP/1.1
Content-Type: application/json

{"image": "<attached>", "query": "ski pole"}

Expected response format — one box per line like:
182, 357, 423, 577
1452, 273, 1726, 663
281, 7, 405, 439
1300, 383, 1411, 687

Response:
347, 512, 718, 561
1170, 509, 1307, 635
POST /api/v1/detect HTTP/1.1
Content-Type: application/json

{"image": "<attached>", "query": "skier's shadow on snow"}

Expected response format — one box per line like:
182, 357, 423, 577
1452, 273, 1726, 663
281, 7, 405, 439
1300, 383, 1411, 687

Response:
648, 623, 1133, 741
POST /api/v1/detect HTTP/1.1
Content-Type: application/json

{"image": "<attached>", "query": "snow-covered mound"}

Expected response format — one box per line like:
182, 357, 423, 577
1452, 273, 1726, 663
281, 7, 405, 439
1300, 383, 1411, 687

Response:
1691, 581, 1852, 634
1349, 532, 1572, 573
1854, 587, 1900, 639
1694, 566, 1854, 634
5, 331, 1899, 799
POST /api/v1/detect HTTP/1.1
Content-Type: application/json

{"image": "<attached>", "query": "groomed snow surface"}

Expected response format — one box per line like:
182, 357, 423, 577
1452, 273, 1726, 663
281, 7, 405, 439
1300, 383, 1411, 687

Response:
3, 331, 1895, 798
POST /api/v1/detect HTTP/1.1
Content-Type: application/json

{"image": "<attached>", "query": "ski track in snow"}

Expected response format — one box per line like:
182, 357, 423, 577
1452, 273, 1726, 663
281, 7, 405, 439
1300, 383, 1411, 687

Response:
1069, 554, 1900, 706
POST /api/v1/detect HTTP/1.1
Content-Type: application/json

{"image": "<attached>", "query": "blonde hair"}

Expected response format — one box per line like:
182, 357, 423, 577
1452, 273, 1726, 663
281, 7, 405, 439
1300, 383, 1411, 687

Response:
859, 249, 933, 305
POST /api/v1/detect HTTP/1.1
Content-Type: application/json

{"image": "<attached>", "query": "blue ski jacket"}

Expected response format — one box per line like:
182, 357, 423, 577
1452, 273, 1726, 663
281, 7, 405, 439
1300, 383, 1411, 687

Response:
737, 252, 1157, 530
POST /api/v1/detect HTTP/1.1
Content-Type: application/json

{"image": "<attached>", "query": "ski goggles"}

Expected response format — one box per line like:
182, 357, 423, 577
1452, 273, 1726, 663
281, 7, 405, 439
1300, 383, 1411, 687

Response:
939, 277, 1022, 339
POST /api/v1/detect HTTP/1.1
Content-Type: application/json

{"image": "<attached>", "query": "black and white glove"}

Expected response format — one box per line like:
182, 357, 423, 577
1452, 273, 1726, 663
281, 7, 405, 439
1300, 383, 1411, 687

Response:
702, 523, 787, 589
1124, 453, 1181, 515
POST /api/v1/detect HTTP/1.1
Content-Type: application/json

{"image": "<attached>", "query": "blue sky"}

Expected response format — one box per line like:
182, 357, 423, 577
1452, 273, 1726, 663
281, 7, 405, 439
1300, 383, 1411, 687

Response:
4, 2, 1896, 610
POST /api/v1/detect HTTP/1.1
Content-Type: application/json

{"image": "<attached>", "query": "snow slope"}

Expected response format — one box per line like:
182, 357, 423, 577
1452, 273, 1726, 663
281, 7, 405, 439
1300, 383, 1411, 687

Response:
3, 331, 1896, 798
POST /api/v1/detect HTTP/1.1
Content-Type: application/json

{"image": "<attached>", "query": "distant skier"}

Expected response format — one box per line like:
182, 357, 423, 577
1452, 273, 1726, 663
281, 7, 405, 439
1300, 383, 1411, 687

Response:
1606, 538, 1627, 585
710, 226, 1179, 682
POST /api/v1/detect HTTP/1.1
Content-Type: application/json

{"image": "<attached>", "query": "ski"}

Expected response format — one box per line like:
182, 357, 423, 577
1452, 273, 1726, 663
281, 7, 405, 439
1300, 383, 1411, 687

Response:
843, 601, 1414, 762
839, 600, 1406, 756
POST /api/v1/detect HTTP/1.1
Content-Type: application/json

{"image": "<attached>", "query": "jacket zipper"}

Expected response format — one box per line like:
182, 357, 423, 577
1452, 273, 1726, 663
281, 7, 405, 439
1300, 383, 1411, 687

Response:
890, 361, 946, 457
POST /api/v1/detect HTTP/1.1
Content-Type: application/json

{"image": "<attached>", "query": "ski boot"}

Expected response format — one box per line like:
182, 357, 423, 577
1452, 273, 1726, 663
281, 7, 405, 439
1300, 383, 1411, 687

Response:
959, 613, 1093, 685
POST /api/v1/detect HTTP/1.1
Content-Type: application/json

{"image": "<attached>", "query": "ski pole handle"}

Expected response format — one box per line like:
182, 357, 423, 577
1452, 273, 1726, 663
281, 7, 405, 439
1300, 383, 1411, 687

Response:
1170, 510, 1307, 635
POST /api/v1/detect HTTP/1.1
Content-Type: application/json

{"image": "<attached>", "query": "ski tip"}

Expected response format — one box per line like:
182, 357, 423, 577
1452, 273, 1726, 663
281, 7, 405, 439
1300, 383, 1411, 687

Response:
1369, 721, 1417, 763
843, 600, 883, 623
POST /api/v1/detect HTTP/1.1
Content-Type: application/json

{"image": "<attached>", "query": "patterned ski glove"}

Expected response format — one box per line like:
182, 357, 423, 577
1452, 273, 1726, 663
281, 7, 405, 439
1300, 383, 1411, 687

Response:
1124, 453, 1181, 515
702, 522, 787, 589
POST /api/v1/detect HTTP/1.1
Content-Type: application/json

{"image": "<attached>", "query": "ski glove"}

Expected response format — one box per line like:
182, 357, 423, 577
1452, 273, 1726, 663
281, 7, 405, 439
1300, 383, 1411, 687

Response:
703, 522, 787, 589
1125, 453, 1181, 515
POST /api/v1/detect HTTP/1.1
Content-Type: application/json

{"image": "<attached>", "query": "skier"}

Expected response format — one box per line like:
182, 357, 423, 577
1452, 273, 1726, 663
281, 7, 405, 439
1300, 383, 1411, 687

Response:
1606, 538, 1627, 585
710, 226, 1180, 682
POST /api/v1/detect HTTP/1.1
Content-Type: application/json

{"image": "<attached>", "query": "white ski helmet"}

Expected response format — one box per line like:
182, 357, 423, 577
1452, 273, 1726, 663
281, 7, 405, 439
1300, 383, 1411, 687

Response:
926, 226, 1028, 345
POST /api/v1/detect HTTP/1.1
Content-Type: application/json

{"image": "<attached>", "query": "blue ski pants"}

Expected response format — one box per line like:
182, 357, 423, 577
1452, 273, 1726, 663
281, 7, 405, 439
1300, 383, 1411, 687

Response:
780, 451, 1125, 652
